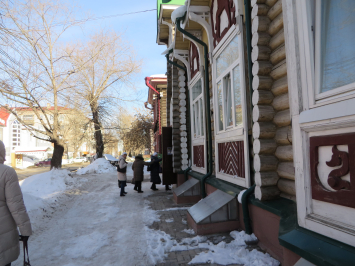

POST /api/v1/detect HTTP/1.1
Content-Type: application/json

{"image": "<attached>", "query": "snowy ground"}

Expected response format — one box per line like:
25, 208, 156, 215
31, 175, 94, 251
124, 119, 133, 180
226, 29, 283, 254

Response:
14, 160, 279, 266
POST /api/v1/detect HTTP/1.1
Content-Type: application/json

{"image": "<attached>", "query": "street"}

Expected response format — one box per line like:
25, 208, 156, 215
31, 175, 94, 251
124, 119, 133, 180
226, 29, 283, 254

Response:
15, 162, 90, 181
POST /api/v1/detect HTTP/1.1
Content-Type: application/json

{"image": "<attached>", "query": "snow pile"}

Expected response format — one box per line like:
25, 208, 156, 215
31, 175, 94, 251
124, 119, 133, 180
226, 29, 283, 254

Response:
76, 158, 116, 175
171, 4, 187, 23
182, 229, 195, 235
20, 169, 74, 212
189, 231, 279, 266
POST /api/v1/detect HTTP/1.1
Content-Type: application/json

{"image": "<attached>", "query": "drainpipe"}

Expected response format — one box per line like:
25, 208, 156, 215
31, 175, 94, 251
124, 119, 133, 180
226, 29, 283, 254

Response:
183, 166, 191, 181
242, 184, 255, 235
145, 77, 162, 136
166, 50, 187, 71
243, 0, 255, 235
176, 16, 212, 198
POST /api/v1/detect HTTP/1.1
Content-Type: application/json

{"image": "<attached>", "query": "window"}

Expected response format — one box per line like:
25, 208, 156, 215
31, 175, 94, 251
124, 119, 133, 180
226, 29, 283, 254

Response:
212, 20, 250, 187
215, 35, 243, 133
191, 79, 204, 139
313, 0, 355, 101
12, 120, 21, 148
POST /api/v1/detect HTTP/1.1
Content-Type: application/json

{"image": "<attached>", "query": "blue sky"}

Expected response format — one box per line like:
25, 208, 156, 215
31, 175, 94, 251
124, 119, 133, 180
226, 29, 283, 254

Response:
68, 0, 167, 111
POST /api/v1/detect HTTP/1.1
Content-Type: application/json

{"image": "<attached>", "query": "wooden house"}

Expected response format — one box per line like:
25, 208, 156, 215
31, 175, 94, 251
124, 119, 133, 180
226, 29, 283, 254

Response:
155, 0, 355, 265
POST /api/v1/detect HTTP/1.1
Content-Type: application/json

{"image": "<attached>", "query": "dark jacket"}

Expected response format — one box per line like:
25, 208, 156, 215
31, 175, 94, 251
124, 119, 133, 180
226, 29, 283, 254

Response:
132, 156, 151, 182
150, 155, 162, 184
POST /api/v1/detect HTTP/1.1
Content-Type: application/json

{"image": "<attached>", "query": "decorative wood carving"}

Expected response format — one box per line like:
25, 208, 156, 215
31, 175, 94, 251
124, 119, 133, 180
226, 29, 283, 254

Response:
189, 42, 199, 79
310, 133, 355, 208
218, 141, 245, 178
193, 145, 204, 168
210, 0, 237, 48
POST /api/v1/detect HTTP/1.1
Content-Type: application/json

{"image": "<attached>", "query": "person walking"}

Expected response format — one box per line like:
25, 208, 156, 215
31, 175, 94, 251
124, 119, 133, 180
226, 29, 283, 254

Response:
150, 152, 163, 191
117, 152, 128, 197
0, 140, 32, 266
132, 154, 152, 193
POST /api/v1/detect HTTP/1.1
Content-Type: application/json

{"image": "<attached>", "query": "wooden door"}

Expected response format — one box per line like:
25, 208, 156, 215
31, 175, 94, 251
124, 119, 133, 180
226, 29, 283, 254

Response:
162, 127, 176, 185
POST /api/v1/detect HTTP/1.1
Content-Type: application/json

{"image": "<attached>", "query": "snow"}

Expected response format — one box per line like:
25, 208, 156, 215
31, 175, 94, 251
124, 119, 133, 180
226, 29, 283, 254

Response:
15, 169, 279, 266
171, 5, 187, 23
238, 189, 247, 204
182, 229, 195, 235
165, 218, 174, 223
76, 158, 116, 175
20, 169, 75, 212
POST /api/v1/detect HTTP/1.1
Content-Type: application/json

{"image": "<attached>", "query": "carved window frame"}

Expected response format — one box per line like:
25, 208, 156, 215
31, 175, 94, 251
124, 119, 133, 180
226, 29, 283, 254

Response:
211, 19, 250, 187
189, 73, 207, 174
286, 0, 355, 247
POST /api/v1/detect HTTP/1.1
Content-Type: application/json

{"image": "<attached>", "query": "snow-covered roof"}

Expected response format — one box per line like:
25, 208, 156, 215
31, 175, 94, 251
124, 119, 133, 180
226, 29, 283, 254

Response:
171, 4, 187, 23
150, 74, 167, 78
14, 146, 53, 154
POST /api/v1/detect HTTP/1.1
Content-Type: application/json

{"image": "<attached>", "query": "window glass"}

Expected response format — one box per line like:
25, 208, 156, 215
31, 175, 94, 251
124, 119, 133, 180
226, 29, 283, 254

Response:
217, 81, 224, 131
233, 66, 243, 126
319, 0, 355, 93
192, 106, 197, 137
216, 35, 239, 77
195, 103, 200, 136
224, 75, 233, 127
192, 79, 202, 100
199, 98, 204, 136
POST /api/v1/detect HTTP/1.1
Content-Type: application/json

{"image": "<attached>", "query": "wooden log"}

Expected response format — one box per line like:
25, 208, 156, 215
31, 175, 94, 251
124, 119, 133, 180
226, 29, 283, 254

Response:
255, 185, 280, 201
275, 126, 292, 145
270, 44, 286, 65
267, 0, 282, 20
255, 172, 279, 187
280, 193, 296, 202
253, 105, 275, 122
253, 122, 276, 139
277, 162, 295, 180
275, 145, 293, 161
266, 0, 278, 7
271, 75, 288, 96
272, 92, 289, 111
254, 154, 278, 172
251, 0, 267, 7
252, 90, 274, 105
269, 29, 285, 50
252, 4, 270, 19
253, 75, 273, 91
277, 178, 296, 196
252, 16, 271, 34
268, 12, 283, 36
270, 59, 287, 80
252, 61, 273, 76
273, 109, 291, 126
252, 32, 271, 47
253, 139, 277, 154
252, 46, 271, 62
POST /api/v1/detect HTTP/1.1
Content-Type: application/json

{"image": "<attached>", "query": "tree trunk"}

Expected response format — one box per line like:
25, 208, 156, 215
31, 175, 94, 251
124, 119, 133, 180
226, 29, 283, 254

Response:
51, 140, 64, 169
92, 109, 104, 158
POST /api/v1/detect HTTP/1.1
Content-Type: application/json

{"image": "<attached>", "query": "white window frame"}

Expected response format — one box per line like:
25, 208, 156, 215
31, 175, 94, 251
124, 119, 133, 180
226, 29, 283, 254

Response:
288, 0, 355, 247
189, 72, 206, 174
302, 0, 355, 108
212, 18, 250, 187
12, 120, 21, 149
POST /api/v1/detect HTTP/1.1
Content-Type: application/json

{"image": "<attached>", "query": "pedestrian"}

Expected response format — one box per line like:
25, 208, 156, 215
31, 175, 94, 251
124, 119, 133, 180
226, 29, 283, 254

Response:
150, 152, 163, 191
132, 154, 152, 193
117, 152, 128, 197
0, 140, 32, 266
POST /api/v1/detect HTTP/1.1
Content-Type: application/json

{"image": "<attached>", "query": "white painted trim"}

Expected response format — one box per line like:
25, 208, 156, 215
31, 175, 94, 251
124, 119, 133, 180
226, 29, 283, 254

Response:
183, 34, 204, 69
299, 98, 355, 124
174, 49, 191, 82
188, 11, 214, 54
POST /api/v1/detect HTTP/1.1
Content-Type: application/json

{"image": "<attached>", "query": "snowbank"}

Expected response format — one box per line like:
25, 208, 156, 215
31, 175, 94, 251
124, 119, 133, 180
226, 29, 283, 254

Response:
76, 158, 116, 175
20, 169, 74, 212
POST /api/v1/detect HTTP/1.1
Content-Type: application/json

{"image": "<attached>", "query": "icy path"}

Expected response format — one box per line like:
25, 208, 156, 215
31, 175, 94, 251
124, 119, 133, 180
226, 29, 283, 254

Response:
13, 173, 157, 266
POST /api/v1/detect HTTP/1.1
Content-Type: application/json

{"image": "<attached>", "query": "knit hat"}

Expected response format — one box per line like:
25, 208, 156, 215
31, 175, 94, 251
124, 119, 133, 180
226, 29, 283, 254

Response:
122, 152, 127, 155
153, 152, 158, 156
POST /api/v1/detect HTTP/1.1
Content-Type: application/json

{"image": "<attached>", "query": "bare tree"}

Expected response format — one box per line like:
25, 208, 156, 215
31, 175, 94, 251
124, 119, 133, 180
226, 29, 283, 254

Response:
122, 112, 153, 154
0, 0, 90, 168
69, 31, 141, 158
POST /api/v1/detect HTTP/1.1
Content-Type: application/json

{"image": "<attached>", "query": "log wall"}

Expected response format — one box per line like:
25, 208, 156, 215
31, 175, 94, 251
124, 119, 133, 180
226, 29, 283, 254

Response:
251, 0, 295, 201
